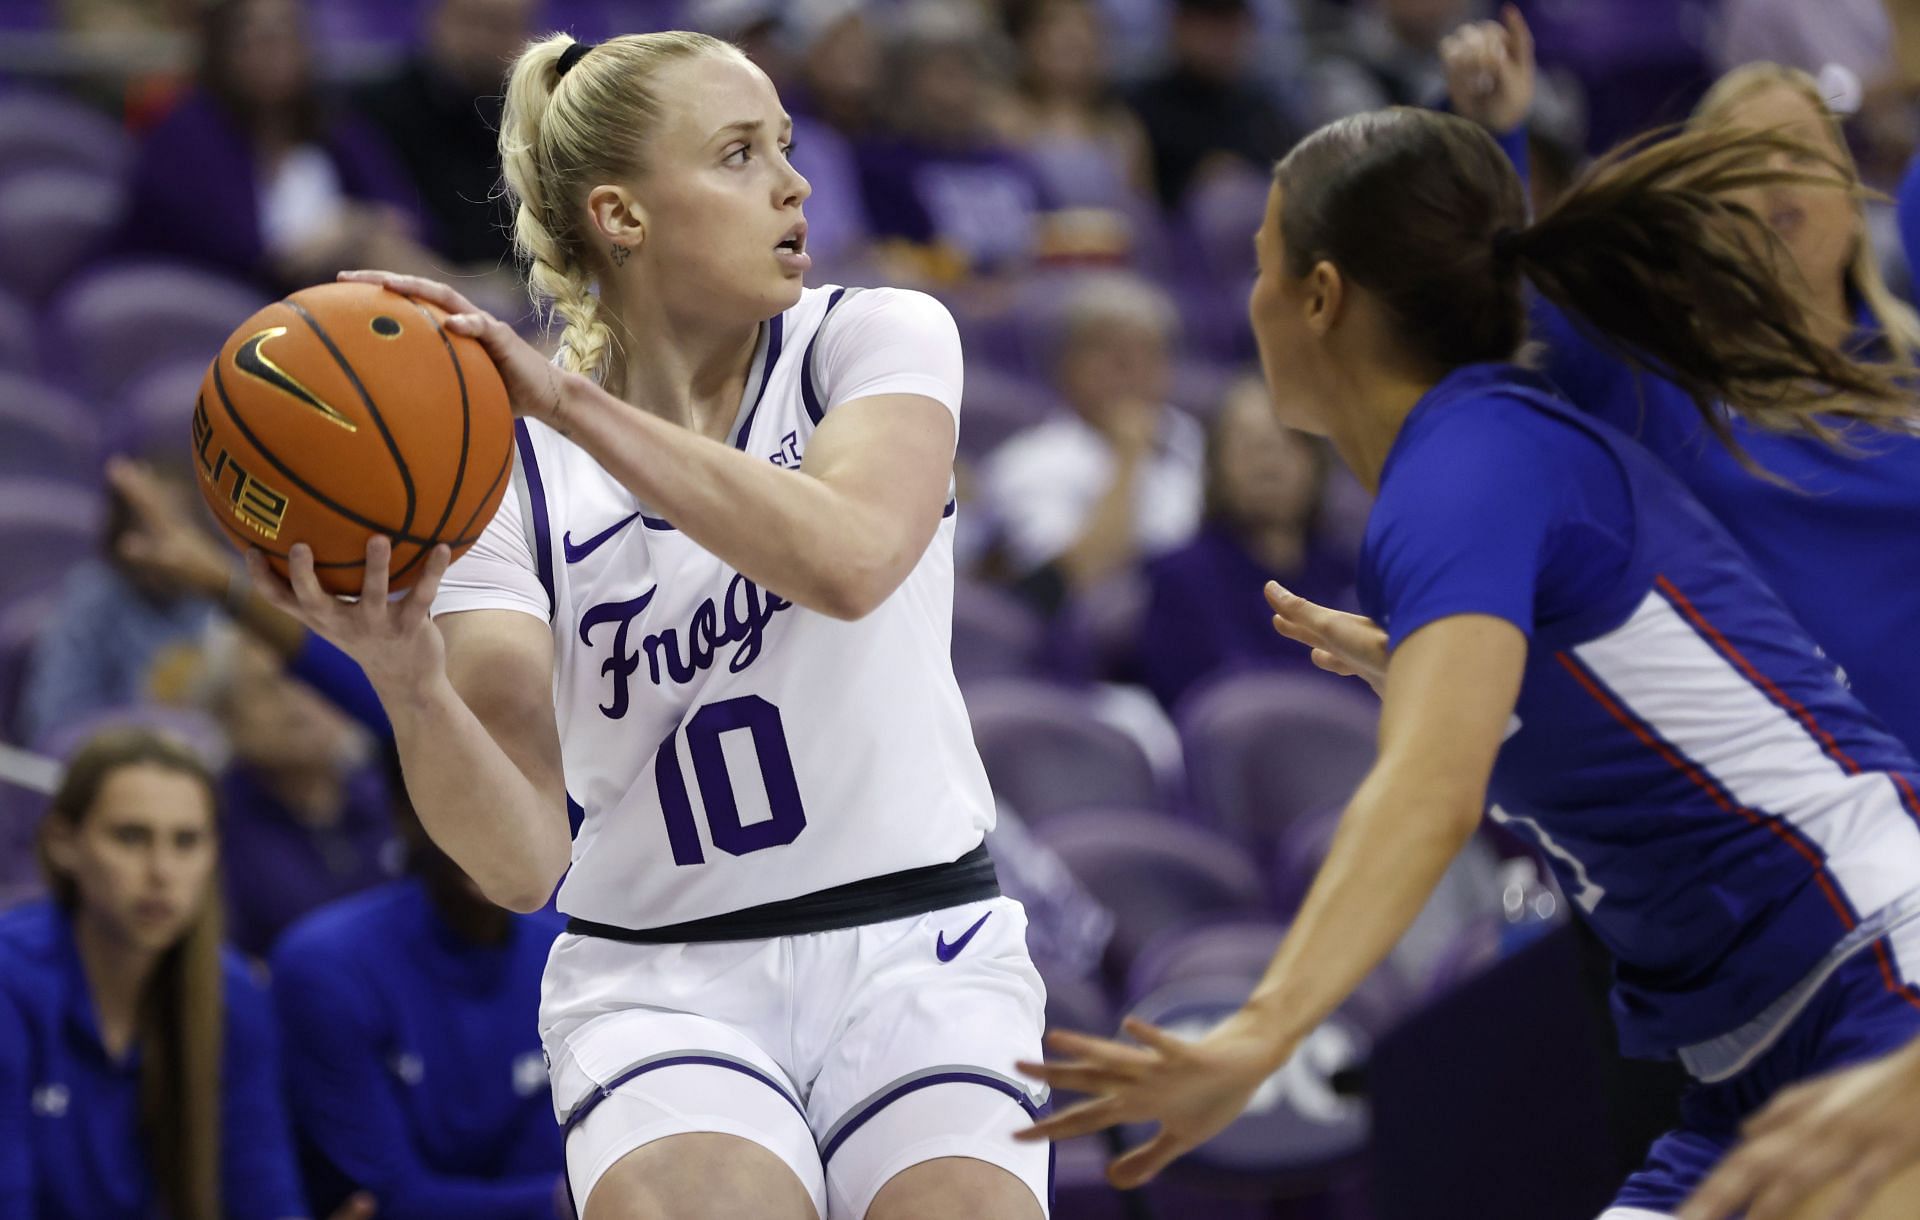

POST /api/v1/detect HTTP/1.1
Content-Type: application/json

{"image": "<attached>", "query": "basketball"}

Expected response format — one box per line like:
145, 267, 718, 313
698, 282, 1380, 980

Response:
191, 280, 515, 595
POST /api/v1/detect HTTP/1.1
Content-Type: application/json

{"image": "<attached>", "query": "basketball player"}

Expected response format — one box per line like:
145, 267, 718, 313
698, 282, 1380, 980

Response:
1015, 109, 1920, 1220
245, 31, 1046, 1220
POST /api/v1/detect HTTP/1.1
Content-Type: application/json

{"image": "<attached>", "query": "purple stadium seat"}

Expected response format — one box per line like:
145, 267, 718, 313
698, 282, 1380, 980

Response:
957, 362, 1064, 461
0, 479, 105, 604
31, 702, 230, 766
1035, 807, 1268, 973
0, 287, 34, 375
1042, 969, 1115, 1037
0, 375, 99, 483
111, 356, 209, 457
0, 92, 132, 184
965, 679, 1165, 820
49, 262, 268, 401
951, 579, 1046, 684
1179, 670, 1379, 846
0, 169, 124, 303
1125, 918, 1412, 1029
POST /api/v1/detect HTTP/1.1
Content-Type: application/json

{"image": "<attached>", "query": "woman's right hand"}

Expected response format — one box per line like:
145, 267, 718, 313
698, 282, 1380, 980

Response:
1265, 582, 1389, 695
247, 536, 453, 700
1440, 4, 1535, 134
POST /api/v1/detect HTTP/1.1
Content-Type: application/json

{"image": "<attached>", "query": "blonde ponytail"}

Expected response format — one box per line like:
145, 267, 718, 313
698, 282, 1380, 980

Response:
499, 30, 746, 382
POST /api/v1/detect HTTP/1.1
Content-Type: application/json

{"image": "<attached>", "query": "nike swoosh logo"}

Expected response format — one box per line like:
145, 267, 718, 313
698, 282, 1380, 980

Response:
234, 326, 357, 432
935, 911, 992, 963
563, 512, 640, 563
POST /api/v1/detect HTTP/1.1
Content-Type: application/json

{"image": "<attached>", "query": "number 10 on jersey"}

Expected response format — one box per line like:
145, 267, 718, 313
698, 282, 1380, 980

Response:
654, 695, 808, 865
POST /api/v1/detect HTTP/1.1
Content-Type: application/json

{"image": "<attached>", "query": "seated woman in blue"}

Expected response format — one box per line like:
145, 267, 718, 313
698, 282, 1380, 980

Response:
1443, 11, 1920, 755
1013, 108, 1920, 1219
0, 728, 371, 1220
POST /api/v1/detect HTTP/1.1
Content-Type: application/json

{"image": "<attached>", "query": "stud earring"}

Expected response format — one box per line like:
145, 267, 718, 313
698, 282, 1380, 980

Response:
610, 244, 631, 267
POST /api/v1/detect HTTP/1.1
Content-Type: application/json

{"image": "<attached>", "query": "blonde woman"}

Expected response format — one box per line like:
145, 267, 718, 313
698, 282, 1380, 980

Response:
0, 728, 371, 1220
250, 30, 1048, 1220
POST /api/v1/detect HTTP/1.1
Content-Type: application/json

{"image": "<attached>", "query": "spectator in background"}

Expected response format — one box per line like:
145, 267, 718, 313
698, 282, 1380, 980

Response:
857, 1, 1058, 278
1135, 376, 1357, 710
272, 747, 565, 1220
120, 0, 441, 292
992, 0, 1153, 211
786, 0, 884, 138
353, 0, 538, 276
1298, 0, 1481, 125
17, 462, 218, 748
1126, 0, 1295, 208
982, 273, 1203, 609
0, 728, 372, 1220
213, 638, 395, 959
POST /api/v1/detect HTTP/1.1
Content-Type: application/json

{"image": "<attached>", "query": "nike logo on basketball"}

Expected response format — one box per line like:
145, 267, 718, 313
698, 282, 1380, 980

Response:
234, 326, 358, 432
935, 912, 992, 962
564, 512, 640, 563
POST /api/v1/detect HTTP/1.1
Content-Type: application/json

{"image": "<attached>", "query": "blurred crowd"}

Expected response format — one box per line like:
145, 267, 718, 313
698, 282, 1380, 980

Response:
3, 0, 1920, 1216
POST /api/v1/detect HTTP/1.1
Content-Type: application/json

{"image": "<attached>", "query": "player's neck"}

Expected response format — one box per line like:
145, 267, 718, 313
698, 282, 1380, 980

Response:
601, 290, 762, 441
1321, 360, 1434, 495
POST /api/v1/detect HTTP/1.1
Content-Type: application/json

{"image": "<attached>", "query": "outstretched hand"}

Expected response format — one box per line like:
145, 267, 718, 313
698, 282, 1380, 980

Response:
337, 270, 576, 427
1678, 1040, 1920, 1220
1015, 1011, 1286, 1189
1440, 4, 1535, 134
246, 536, 452, 698
1265, 582, 1388, 695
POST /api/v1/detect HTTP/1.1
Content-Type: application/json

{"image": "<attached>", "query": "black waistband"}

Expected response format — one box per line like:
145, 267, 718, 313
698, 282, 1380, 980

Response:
564, 844, 1000, 944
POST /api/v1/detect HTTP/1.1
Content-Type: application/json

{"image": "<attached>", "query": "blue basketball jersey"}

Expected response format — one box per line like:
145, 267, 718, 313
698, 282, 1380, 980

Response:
1359, 363, 1920, 1059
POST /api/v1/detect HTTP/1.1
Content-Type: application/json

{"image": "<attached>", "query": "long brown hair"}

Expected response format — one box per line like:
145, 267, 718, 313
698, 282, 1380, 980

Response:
1272, 107, 1915, 455
38, 729, 225, 1220
1692, 63, 1920, 364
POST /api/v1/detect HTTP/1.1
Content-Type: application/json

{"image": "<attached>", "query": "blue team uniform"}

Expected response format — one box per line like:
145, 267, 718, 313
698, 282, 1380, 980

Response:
270, 880, 566, 1219
1360, 363, 1920, 1209
0, 899, 307, 1220
1534, 301, 1920, 754
1490, 122, 1920, 754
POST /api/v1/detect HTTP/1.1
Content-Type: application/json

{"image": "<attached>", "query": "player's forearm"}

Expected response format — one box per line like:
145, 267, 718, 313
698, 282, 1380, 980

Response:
377, 673, 569, 912
1244, 769, 1480, 1051
545, 382, 915, 619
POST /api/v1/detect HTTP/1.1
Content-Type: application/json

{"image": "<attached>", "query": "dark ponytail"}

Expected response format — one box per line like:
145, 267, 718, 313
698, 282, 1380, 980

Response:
1274, 108, 1914, 452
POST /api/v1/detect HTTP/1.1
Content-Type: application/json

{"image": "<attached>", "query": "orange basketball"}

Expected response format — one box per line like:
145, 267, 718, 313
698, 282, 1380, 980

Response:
191, 281, 514, 595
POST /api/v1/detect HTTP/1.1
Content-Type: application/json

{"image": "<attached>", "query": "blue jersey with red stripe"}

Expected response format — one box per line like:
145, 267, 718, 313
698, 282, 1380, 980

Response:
1359, 363, 1920, 1058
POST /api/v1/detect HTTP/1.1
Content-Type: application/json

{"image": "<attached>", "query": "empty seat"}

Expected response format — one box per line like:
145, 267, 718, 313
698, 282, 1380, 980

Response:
1179, 669, 1378, 846
966, 678, 1165, 820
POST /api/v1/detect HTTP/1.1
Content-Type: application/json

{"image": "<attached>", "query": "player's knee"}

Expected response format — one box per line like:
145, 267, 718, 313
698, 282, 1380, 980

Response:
582, 1133, 817, 1220
864, 1156, 1044, 1220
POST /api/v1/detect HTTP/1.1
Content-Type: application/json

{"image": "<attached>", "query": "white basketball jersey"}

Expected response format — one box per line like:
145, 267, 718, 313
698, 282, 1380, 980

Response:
432, 286, 996, 929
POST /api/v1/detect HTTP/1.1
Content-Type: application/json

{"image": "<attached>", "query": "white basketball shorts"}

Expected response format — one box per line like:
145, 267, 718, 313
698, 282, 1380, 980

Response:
539, 894, 1051, 1219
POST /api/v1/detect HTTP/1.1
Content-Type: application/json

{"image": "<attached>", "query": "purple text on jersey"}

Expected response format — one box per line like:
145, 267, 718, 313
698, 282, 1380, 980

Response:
578, 574, 795, 718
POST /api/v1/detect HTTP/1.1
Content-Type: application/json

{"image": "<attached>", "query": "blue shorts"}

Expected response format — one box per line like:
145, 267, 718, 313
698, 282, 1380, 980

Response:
1610, 930, 1920, 1214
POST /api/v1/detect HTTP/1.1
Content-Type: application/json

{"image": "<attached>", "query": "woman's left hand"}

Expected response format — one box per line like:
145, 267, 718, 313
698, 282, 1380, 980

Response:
337, 270, 577, 425
1015, 1010, 1288, 1189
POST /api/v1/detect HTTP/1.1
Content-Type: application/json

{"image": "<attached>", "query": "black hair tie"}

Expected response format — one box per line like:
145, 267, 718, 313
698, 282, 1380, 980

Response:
1490, 225, 1525, 267
557, 41, 595, 78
